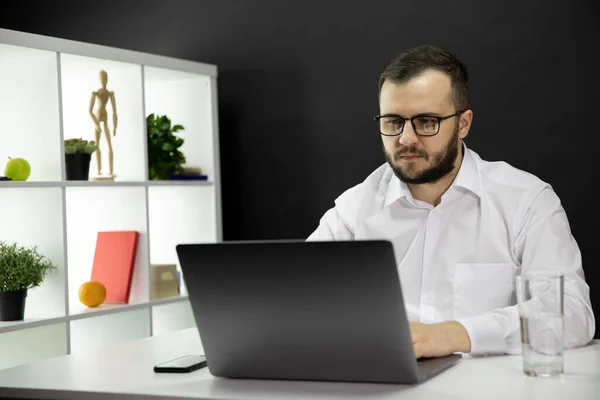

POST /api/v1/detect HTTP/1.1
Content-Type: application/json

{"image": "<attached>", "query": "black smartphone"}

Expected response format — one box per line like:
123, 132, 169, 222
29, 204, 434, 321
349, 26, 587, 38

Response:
153, 355, 207, 373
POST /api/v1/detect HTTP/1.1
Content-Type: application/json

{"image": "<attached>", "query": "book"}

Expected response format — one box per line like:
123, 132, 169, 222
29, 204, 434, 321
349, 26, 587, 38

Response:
169, 173, 208, 180
90, 231, 139, 303
151, 264, 180, 300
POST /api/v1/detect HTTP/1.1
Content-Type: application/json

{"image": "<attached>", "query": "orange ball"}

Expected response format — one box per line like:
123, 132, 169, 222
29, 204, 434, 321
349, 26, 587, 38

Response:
78, 281, 106, 307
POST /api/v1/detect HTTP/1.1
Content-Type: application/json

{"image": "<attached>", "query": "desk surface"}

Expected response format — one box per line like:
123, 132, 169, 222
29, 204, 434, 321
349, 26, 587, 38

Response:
0, 328, 598, 400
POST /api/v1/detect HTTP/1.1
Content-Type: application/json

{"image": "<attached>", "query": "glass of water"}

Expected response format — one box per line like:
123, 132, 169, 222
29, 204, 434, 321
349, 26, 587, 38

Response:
515, 271, 564, 377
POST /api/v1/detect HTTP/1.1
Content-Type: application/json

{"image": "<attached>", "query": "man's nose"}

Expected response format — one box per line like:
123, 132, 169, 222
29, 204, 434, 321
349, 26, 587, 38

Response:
398, 122, 419, 147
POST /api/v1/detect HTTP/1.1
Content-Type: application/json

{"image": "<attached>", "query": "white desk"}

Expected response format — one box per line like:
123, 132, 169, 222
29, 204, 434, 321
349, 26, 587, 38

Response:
0, 328, 598, 400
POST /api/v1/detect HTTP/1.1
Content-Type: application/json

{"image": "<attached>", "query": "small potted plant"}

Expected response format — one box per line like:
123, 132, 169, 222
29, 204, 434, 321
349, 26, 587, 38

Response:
64, 138, 98, 180
0, 241, 57, 321
147, 114, 186, 180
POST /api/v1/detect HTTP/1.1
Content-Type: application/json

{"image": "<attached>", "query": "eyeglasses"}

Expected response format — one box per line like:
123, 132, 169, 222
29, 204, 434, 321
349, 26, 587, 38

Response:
374, 111, 464, 136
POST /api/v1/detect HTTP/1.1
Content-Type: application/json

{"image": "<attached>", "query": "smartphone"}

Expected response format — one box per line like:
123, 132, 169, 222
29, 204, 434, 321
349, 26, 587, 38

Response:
153, 355, 207, 373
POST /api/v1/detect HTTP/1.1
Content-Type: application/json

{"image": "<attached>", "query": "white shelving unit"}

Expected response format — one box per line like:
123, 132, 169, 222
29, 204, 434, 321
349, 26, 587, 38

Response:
0, 28, 221, 370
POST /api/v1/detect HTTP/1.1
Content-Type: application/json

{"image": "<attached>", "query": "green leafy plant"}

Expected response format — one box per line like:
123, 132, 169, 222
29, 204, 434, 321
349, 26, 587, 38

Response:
147, 114, 186, 180
0, 241, 57, 292
64, 138, 98, 155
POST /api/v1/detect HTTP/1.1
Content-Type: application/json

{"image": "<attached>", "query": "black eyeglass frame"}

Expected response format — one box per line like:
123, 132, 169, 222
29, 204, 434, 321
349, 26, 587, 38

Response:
373, 110, 465, 136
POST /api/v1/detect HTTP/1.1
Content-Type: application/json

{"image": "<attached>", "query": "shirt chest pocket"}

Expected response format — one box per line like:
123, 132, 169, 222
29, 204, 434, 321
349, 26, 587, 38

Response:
451, 263, 518, 319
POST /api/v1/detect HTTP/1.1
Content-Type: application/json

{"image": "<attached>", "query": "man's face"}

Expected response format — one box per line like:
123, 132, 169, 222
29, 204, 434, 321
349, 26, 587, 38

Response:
379, 69, 470, 185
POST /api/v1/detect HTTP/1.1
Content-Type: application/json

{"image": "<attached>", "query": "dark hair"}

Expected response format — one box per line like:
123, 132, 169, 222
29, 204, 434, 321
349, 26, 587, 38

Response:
378, 45, 470, 111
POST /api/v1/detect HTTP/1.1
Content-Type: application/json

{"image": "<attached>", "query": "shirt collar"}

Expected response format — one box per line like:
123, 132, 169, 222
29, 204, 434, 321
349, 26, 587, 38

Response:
384, 142, 482, 208
384, 171, 412, 207
451, 142, 482, 198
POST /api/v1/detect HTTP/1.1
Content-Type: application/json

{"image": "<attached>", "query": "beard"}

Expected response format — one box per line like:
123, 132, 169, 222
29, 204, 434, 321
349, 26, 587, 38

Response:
384, 124, 461, 185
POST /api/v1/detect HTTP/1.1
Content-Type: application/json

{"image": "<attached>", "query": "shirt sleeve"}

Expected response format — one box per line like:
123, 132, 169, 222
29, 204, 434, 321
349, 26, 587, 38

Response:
457, 186, 596, 356
306, 206, 354, 241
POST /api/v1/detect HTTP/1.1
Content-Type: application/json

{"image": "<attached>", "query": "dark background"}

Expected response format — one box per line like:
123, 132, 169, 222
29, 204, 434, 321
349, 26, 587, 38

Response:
1, 1, 598, 337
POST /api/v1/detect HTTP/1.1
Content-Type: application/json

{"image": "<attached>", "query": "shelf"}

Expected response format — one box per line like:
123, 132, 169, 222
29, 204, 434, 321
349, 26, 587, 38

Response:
0, 315, 66, 334
0, 180, 213, 188
68, 295, 189, 320
151, 298, 196, 336
65, 186, 150, 313
142, 180, 212, 186
148, 185, 218, 298
0, 28, 219, 368
0, 42, 62, 181
0, 28, 217, 77
0, 323, 67, 370
150, 295, 190, 307
59, 52, 146, 181
68, 300, 151, 320
144, 65, 216, 180
0, 187, 67, 319
70, 307, 150, 354
0, 296, 190, 334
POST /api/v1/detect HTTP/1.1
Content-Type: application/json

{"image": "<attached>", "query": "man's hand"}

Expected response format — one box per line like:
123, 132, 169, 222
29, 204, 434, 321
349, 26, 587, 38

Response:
409, 321, 471, 358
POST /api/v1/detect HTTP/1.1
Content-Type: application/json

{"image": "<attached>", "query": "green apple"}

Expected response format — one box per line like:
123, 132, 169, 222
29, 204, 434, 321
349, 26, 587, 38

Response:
5, 157, 31, 181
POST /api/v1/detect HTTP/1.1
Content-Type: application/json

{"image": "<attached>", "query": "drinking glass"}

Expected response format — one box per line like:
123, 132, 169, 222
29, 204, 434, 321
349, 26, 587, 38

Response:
515, 271, 564, 377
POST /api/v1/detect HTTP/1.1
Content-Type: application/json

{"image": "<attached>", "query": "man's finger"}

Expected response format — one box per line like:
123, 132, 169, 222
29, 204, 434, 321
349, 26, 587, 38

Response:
413, 343, 423, 359
409, 323, 422, 344
411, 333, 420, 344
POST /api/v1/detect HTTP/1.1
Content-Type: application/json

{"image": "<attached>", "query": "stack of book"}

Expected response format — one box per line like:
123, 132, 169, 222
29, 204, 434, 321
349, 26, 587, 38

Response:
170, 167, 207, 181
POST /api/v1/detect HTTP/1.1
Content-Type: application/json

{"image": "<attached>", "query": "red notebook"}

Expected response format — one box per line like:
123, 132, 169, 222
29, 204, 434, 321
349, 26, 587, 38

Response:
91, 231, 139, 303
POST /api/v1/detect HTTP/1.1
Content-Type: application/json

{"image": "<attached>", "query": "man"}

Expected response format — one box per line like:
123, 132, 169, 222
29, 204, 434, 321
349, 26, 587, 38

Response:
307, 45, 595, 358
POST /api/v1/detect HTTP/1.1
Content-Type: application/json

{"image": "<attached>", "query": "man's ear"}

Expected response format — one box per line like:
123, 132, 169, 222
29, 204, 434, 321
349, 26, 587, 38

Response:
459, 110, 473, 139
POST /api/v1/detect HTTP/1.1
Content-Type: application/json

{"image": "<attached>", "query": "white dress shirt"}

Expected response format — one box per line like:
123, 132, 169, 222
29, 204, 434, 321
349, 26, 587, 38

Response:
307, 144, 595, 356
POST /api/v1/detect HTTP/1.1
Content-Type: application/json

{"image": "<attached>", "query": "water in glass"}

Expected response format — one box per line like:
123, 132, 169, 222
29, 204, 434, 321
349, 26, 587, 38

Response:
520, 312, 564, 377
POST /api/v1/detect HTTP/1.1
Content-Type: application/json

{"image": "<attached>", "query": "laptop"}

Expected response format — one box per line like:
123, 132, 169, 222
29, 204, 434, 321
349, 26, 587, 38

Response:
176, 239, 461, 384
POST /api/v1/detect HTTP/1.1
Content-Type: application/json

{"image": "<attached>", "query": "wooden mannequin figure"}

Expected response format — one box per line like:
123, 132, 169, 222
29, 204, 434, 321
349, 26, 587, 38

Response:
89, 70, 118, 180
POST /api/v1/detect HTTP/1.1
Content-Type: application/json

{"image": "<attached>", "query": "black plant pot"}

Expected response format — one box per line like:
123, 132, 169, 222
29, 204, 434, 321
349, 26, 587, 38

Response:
0, 288, 27, 321
65, 153, 92, 181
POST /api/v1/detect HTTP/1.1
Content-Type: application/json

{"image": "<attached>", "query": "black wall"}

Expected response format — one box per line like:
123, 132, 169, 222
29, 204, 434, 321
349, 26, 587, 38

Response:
1, 1, 598, 337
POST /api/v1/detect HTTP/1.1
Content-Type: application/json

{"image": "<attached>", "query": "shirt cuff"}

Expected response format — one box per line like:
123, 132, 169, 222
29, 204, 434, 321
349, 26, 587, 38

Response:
455, 314, 506, 356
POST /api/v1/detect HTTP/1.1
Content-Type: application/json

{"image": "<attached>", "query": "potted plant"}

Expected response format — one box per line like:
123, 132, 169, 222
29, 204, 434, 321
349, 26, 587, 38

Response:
147, 114, 186, 180
64, 138, 98, 180
0, 241, 57, 321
